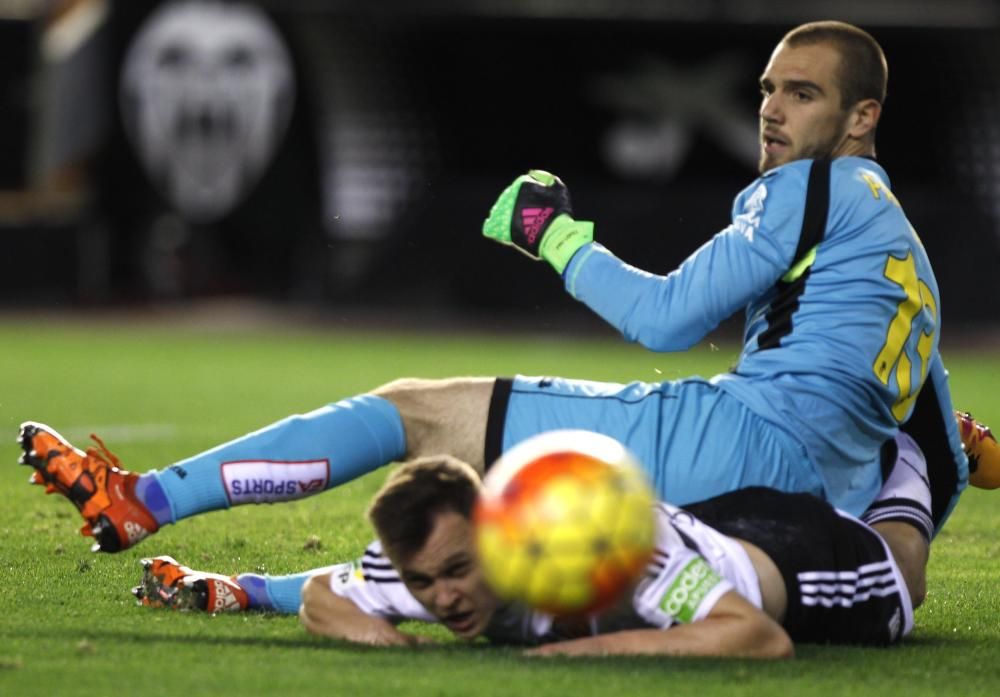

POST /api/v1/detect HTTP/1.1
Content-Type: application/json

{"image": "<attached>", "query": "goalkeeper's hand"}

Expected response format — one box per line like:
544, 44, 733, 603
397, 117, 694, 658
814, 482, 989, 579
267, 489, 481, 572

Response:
482, 170, 594, 274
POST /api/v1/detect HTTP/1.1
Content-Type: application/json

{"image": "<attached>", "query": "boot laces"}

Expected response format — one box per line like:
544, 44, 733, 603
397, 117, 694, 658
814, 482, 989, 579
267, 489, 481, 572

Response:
85, 433, 126, 471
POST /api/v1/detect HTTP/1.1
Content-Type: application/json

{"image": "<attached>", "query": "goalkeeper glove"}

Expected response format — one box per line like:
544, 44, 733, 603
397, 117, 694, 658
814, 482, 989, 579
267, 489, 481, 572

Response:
482, 170, 594, 274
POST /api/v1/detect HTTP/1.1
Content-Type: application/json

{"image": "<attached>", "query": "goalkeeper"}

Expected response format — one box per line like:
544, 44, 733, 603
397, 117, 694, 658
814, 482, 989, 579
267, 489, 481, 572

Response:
19, 21, 985, 557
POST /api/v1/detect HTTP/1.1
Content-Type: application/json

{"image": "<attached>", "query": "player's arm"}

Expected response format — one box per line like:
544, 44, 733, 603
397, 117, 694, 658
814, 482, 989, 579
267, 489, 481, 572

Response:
526, 590, 793, 659
482, 170, 803, 351
298, 572, 429, 647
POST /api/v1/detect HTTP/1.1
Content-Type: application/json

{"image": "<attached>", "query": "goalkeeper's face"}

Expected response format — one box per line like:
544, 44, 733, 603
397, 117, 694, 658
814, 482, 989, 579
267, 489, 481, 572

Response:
391, 510, 500, 640
757, 41, 857, 172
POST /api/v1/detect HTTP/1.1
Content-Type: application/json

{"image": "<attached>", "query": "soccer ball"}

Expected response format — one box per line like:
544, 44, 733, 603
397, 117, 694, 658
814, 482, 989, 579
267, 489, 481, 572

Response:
473, 430, 656, 616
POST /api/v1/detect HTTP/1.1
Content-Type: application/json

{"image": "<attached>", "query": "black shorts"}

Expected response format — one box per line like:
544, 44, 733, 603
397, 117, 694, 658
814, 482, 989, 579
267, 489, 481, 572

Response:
685, 487, 913, 646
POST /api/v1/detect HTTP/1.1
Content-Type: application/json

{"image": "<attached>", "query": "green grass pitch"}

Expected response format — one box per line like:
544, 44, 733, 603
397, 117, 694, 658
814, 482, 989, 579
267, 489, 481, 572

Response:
0, 318, 997, 696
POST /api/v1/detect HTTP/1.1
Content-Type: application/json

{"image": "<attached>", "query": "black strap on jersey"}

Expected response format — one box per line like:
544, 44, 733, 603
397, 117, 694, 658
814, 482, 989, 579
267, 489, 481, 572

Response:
792, 158, 832, 263
484, 378, 514, 471
758, 159, 831, 350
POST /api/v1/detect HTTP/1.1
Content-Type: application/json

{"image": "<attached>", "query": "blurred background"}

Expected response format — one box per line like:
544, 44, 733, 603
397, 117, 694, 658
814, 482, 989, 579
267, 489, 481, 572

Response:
1, 0, 998, 334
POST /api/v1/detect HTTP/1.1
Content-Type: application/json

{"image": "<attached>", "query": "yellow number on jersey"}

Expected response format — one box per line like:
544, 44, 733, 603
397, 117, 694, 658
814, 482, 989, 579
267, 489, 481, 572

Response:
872, 252, 937, 421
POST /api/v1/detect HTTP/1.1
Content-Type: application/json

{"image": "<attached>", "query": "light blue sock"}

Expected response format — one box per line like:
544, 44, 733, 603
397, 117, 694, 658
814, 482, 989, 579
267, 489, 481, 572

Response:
139, 395, 406, 524
237, 570, 326, 613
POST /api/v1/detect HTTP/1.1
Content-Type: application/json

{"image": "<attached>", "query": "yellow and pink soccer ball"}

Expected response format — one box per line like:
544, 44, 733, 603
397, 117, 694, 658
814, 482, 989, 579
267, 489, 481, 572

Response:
474, 430, 656, 616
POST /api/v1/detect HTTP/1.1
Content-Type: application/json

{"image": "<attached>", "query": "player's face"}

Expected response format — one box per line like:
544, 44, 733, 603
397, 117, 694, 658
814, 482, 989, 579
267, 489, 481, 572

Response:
758, 41, 854, 172
394, 510, 500, 640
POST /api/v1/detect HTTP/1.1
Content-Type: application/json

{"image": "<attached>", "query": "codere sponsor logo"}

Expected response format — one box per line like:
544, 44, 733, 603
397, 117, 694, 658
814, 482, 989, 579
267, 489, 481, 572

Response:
659, 557, 723, 623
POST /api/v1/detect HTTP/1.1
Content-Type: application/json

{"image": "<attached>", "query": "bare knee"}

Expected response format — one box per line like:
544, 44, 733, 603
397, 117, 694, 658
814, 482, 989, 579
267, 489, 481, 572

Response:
872, 521, 929, 609
373, 377, 495, 472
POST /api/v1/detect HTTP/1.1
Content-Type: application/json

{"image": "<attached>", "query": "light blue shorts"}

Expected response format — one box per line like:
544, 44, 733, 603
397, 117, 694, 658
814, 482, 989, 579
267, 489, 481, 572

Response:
486, 375, 823, 506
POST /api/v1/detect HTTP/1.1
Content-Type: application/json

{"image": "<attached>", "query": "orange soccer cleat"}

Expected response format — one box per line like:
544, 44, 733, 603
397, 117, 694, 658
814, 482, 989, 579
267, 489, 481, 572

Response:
18, 421, 160, 552
956, 412, 1000, 490
132, 556, 248, 613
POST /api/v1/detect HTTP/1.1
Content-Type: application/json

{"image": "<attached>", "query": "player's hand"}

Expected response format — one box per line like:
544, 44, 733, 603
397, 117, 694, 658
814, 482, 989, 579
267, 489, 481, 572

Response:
482, 170, 594, 274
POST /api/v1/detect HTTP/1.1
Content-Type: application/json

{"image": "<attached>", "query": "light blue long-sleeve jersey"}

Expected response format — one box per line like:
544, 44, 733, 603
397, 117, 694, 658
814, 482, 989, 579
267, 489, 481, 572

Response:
563, 157, 966, 513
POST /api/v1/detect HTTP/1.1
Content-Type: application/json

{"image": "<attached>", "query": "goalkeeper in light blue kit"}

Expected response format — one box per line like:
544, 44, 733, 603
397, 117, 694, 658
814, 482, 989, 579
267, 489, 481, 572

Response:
21, 21, 979, 617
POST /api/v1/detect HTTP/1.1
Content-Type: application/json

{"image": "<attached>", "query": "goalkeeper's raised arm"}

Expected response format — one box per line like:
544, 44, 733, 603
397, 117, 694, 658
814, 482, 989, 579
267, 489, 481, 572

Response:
483, 164, 826, 353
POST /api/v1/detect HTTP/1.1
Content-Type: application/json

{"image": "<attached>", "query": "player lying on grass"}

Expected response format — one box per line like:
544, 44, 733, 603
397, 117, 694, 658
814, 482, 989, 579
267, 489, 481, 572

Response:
131, 431, 934, 657
12, 20, 980, 555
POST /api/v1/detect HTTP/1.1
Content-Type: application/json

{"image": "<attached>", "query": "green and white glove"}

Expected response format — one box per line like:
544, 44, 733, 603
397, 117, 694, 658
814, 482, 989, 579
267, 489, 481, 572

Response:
482, 170, 594, 274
